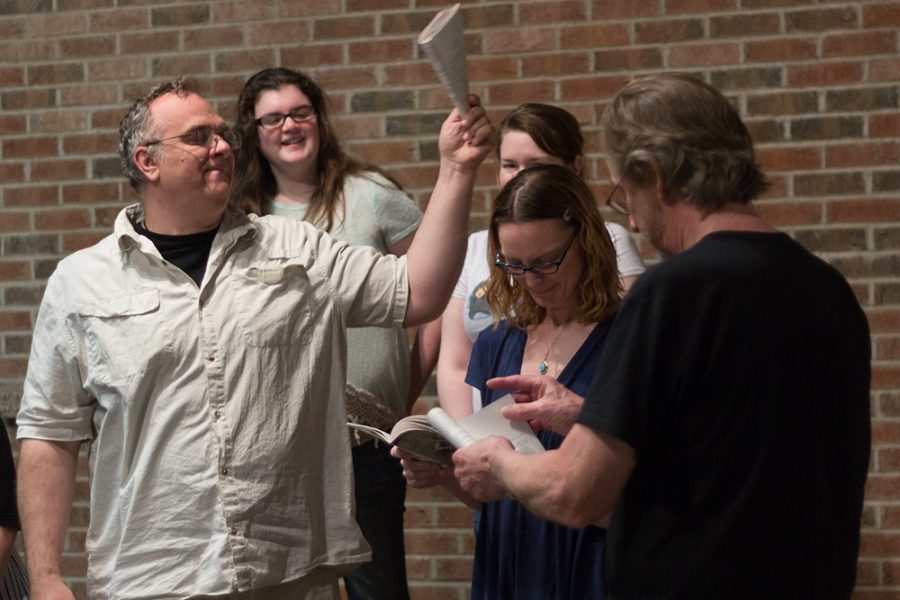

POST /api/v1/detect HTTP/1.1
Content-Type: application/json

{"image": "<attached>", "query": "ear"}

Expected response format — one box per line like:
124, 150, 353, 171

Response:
133, 146, 160, 184
572, 154, 584, 177
654, 168, 676, 206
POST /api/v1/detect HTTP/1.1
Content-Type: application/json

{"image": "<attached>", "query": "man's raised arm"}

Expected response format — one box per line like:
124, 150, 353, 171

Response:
403, 94, 493, 326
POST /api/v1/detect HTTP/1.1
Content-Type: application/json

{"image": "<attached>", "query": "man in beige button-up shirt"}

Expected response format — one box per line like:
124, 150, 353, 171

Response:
16, 77, 493, 600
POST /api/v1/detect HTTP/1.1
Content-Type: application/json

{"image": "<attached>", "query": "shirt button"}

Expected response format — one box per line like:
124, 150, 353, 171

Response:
207, 353, 215, 361
214, 410, 221, 419
230, 527, 238, 535
221, 468, 228, 476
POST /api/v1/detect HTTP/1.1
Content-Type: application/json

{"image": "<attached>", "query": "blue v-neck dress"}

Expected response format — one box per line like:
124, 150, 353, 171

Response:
465, 314, 616, 600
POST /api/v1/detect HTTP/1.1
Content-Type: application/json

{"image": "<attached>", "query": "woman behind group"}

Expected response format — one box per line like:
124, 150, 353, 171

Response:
232, 67, 421, 600
398, 163, 621, 599
412, 103, 645, 420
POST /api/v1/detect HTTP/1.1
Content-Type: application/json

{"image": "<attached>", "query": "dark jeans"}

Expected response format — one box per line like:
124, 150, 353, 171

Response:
343, 440, 410, 600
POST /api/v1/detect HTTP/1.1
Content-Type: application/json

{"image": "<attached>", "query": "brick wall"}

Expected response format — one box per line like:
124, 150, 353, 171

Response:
0, 0, 897, 598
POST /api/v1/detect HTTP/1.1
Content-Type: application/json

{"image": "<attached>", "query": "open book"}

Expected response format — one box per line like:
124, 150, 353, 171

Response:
417, 3, 470, 114
347, 395, 545, 465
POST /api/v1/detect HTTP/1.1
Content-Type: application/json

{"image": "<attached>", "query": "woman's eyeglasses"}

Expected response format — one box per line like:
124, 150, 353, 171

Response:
494, 226, 580, 277
255, 106, 317, 129
606, 181, 629, 215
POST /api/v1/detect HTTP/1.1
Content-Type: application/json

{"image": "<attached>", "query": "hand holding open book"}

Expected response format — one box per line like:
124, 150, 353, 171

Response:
347, 395, 545, 465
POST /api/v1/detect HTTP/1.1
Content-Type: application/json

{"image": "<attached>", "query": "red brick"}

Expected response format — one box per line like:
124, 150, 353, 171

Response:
519, 1, 586, 24
63, 232, 107, 253
594, 47, 665, 71
214, 48, 276, 73
559, 23, 629, 50
59, 84, 120, 107
488, 80, 556, 105
883, 505, 900, 529
62, 182, 119, 205
521, 52, 591, 78
0, 114, 26, 136
32, 111, 89, 134
756, 146, 821, 172
87, 57, 146, 82
788, 62, 863, 87
0, 212, 30, 233
827, 143, 900, 168
389, 165, 442, 190
211, 1, 276, 23
870, 58, 900, 84
280, 43, 344, 68
63, 133, 119, 155
184, 26, 246, 49
827, 199, 900, 223
58, 35, 115, 58
865, 474, 900, 501
433, 557, 474, 580
786, 7, 858, 33
31, 159, 87, 181
856, 559, 880, 586
670, 42, 741, 67
0, 311, 32, 329
559, 75, 629, 102
120, 31, 181, 55
4, 185, 60, 206
485, 28, 556, 54
349, 39, 414, 64
332, 115, 383, 139
0, 358, 28, 378
635, 18, 704, 44
878, 446, 900, 472
0, 261, 31, 282
404, 531, 464, 554
863, 3, 900, 28
346, 140, 416, 165
823, 31, 897, 58
0, 40, 55, 62
870, 114, 900, 138
0, 66, 25, 86
346, 0, 406, 9
591, 0, 661, 18
868, 310, 900, 337
755, 200, 822, 226
668, 0, 737, 12
28, 63, 85, 85
151, 54, 212, 78
745, 37, 817, 63
310, 67, 377, 91
277, 0, 341, 17
35, 208, 92, 230
313, 15, 374, 40
466, 57, 518, 82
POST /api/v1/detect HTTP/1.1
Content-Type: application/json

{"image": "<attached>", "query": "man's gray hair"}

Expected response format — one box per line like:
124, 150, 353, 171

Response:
118, 76, 199, 192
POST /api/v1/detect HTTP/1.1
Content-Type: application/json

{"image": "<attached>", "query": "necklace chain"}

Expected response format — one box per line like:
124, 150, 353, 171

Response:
538, 321, 571, 376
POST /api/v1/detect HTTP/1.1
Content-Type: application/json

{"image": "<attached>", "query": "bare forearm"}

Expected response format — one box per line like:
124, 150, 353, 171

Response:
18, 439, 80, 588
490, 427, 633, 529
404, 163, 476, 325
407, 319, 442, 411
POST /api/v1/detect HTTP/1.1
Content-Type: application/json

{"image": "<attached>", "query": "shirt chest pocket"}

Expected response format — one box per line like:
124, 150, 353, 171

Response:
76, 288, 174, 384
232, 264, 314, 347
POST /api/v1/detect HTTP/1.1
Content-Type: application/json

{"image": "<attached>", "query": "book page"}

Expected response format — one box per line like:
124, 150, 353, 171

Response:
348, 417, 454, 464
427, 407, 477, 448
417, 3, 470, 114
459, 394, 546, 455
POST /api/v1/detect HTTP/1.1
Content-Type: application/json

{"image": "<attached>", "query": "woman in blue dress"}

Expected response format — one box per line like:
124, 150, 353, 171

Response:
395, 163, 622, 599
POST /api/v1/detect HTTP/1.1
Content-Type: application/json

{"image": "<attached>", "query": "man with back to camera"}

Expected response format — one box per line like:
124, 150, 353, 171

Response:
16, 76, 493, 600
446, 73, 871, 599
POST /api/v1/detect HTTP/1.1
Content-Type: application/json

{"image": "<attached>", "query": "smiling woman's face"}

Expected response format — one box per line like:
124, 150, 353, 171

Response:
497, 130, 568, 188
254, 85, 321, 182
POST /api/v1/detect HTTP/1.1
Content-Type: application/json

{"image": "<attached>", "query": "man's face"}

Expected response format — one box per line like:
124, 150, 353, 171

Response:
609, 165, 674, 256
145, 92, 235, 212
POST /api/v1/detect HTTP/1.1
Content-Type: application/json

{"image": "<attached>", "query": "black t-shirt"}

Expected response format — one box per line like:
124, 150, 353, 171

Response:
579, 231, 871, 599
132, 219, 219, 287
0, 424, 19, 530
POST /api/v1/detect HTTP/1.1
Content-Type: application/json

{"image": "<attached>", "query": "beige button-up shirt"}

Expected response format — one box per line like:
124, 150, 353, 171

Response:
17, 205, 408, 599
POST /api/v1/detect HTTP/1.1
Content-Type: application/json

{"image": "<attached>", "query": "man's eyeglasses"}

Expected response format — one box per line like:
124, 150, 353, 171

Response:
494, 226, 580, 277
606, 181, 629, 215
255, 106, 317, 129
144, 126, 241, 151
